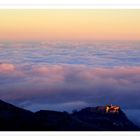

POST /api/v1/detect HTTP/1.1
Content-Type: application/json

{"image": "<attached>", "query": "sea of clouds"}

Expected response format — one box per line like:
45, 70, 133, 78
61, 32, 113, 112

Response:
0, 41, 140, 125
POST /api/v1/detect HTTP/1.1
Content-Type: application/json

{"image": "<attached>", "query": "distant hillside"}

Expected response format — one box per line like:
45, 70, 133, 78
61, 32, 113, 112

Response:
0, 99, 139, 131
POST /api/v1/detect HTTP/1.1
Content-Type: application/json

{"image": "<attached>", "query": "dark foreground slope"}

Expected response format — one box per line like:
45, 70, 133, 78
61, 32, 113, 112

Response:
0, 99, 139, 131
0, 100, 35, 130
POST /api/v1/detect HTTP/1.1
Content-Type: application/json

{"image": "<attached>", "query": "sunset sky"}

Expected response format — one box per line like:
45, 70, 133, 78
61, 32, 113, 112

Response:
0, 9, 140, 41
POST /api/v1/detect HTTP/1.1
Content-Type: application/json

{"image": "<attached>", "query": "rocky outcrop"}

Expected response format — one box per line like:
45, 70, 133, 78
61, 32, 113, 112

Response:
72, 107, 138, 131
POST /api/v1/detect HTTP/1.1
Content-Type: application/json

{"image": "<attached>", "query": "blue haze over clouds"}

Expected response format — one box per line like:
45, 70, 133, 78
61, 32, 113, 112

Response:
0, 41, 140, 67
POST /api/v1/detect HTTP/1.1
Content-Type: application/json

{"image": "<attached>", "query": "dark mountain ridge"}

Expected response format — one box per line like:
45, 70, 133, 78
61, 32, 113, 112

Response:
0, 99, 139, 131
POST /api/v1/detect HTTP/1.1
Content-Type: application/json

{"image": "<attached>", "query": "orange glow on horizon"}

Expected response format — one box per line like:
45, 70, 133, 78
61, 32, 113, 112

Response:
0, 9, 140, 41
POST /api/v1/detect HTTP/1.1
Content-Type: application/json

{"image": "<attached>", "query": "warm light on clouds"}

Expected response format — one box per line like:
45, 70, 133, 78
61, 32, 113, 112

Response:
0, 63, 15, 73
0, 63, 140, 111
0, 9, 140, 41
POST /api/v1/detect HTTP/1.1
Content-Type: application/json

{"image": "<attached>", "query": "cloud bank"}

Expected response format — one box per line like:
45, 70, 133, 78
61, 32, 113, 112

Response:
0, 63, 140, 112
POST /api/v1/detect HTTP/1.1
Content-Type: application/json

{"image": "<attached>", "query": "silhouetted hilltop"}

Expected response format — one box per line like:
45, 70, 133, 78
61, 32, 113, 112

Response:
0, 99, 139, 131
72, 106, 138, 131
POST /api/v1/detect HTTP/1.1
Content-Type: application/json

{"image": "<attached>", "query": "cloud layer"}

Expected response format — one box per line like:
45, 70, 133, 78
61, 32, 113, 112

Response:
0, 41, 140, 125
0, 41, 140, 67
0, 63, 140, 112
